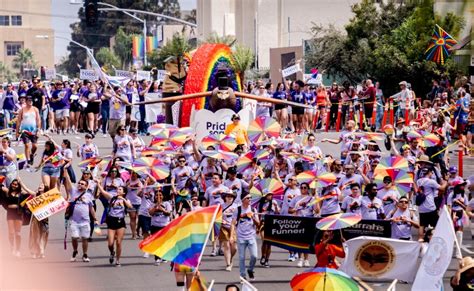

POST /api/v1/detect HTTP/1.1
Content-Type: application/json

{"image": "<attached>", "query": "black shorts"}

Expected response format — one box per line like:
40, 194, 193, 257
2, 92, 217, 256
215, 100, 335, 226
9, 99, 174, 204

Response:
106, 216, 126, 230
292, 106, 305, 115
419, 210, 439, 227
150, 225, 164, 235
275, 104, 286, 111
86, 103, 100, 114
138, 215, 151, 233
70, 102, 81, 112
21, 132, 38, 144
126, 105, 132, 115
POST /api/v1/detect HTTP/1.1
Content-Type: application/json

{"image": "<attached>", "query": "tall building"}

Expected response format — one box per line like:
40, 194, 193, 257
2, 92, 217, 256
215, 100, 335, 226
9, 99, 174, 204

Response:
197, 0, 359, 69
0, 0, 54, 74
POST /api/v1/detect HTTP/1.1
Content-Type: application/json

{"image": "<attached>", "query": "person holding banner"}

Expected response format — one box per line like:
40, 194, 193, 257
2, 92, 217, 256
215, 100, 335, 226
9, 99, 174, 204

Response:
1, 178, 34, 257
28, 183, 49, 259
257, 191, 280, 268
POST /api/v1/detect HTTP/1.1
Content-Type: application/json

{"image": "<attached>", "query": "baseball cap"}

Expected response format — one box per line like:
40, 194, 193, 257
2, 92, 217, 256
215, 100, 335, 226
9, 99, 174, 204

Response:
231, 114, 240, 120
449, 166, 457, 173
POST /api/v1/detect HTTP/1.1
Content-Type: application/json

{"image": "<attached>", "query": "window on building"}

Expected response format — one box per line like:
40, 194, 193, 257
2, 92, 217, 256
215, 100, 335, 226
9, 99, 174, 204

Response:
0, 16, 9, 26
11, 16, 22, 26
5, 42, 23, 56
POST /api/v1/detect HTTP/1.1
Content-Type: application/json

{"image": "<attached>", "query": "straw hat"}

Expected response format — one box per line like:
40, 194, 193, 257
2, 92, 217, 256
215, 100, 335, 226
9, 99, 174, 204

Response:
459, 257, 474, 274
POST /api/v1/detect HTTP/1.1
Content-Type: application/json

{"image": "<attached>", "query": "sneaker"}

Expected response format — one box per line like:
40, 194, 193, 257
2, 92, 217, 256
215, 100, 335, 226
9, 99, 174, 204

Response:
304, 259, 310, 267
288, 254, 295, 262
218, 248, 224, 256
225, 265, 232, 271
109, 251, 115, 264
247, 270, 255, 281
154, 258, 162, 266
70, 251, 78, 262
297, 259, 303, 268
82, 255, 90, 262
115, 262, 121, 267
102, 133, 107, 138
264, 260, 270, 268
143, 252, 150, 258
210, 250, 216, 257
260, 257, 266, 266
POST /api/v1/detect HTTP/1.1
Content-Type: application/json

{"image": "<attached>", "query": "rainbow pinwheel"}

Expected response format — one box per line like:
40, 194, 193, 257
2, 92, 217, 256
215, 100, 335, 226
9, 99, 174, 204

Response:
374, 156, 413, 196
290, 268, 359, 291
132, 157, 170, 180
139, 147, 163, 157
425, 24, 457, 65
296, 170, 337, 189
236, 149, 271, 172
201, 134, 237, 151
316, 213, 362, 231
148, 123, 177, 136
202, 150, 239, 161
247, 116, 281, 144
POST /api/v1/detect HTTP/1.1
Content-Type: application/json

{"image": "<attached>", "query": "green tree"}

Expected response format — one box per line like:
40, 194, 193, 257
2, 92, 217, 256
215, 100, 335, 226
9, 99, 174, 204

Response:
231, 44, 254, 85
12, 48, 36, 78
158, 33, 193, 76
0, 62, 14, 82
184, 9, 196, 24
305, 0, 465, 95
114, 27, 133, 69
204, 32, 236, 47
65, 0, 182, 75
95, 47, 121, 74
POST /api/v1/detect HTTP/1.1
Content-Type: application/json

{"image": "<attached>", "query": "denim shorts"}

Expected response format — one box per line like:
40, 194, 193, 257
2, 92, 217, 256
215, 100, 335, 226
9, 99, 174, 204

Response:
42, 165, 60, 177
138, 215, 151, 233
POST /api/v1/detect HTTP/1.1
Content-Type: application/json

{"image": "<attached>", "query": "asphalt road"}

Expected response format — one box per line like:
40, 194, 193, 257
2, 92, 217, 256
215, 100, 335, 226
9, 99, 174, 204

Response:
0, 131, 472, 291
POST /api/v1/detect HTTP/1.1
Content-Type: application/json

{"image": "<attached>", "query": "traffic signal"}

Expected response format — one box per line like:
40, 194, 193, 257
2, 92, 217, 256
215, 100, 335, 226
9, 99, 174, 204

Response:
85, 0, 98, 26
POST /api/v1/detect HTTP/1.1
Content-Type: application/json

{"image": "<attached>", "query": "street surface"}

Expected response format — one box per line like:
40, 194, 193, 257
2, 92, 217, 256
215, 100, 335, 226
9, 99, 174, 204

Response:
0, 131, 472, 290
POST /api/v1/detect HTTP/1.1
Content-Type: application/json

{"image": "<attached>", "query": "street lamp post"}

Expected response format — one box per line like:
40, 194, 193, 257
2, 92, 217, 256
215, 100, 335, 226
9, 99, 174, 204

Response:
97, 2, 147, 66
36, 35, 93, 67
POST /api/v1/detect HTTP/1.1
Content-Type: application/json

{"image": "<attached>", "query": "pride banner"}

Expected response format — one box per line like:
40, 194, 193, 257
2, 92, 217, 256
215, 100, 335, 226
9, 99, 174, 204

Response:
26, 188, 68, 221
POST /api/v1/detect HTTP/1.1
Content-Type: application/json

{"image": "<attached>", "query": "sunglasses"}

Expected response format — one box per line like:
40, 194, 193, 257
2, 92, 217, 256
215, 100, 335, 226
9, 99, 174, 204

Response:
110, 170, 118, 173
300, 186, 308, 189
399, 200, 408, 204
308, 139, 315, 141
178, 160, 186, 163
243, 197, 250, 200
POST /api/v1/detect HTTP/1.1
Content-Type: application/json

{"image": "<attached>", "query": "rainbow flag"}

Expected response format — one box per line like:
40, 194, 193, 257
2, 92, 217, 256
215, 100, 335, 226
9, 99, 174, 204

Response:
132, 35, 144, 59
146, 36, 158, 53
139, 205, 222, 268
50, 151, 62, 167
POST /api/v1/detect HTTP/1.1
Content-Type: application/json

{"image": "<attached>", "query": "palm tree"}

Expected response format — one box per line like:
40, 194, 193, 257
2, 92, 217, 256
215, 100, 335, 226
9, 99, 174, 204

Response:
0, 62, 14, 82
12, 48, 36, 78
231, 44, 254, 86
158, 33, 193, 77
184, 9, 196, 24
204, 32, 237, 47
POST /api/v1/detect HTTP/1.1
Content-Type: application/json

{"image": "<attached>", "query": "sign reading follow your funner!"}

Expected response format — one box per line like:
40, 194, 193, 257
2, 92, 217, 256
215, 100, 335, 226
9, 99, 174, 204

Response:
263, 215, 391, 253
26, 188, 68, 221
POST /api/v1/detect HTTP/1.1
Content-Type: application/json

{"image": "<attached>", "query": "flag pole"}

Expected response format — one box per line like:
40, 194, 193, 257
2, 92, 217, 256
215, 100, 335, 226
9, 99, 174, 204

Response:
435, 24, 458, 42
196, 205, 221, 268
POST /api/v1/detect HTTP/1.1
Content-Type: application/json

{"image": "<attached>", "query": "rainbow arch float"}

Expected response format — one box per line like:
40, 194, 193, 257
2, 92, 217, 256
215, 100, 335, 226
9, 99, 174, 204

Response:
180, 43, 242, 127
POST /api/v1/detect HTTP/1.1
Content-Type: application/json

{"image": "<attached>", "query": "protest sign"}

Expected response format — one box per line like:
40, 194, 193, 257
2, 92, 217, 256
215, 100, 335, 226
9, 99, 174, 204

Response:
80, 69, 98, 81
136, 70, 151, 81
144, 92, 163, 123
115, 70, 133, 78
263, 214, 392, 253
282, 63, 301, 78
157, 70, 166, 81
26, 188, 68, 221
44, 68, 56, 80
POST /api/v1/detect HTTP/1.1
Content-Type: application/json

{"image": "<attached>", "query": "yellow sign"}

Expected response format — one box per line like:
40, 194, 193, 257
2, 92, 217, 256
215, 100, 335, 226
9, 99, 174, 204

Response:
26, 188, 68, 221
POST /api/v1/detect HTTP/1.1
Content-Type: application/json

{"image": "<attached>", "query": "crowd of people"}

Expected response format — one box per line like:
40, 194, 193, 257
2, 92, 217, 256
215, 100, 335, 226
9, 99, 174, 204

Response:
0, 75, 473, 289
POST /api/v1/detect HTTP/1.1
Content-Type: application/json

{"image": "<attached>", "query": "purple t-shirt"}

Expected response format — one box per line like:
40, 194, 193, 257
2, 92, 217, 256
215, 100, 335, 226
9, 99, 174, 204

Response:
51, 88, 71, 110
69, 188, 93, 224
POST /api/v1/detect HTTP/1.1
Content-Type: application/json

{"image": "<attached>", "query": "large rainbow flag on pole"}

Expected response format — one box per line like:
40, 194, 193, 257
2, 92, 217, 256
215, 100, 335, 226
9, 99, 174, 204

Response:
139, 205, 222, 268
425, 24, 457, 65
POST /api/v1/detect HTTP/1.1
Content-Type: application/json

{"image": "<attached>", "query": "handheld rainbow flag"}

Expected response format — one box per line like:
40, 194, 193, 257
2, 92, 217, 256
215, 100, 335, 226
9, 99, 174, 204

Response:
425, 24, 457, 65
139, 205, 222, 268
49, 151, 62, 167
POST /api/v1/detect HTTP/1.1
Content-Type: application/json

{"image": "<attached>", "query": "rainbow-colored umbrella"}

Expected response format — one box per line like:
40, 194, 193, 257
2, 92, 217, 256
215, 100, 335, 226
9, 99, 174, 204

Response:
202, 150, 239, 161
374, 156, 413, 196
247, 116, 281, 144
249, 178, 285, 206
236, 149, 271, 172
407, 130, 423, 141
150, 127, 193, 149
132, 157, 170, 180
354, 131, 386, 141
420, 132, 440, 148
201, 134, 237, 151
296, 171, 337, 189
383, 124, 394, 136
78, 157, 101, 169
290, 268, 359, 291
316, 213, 362, 231
148, 123, 177, 136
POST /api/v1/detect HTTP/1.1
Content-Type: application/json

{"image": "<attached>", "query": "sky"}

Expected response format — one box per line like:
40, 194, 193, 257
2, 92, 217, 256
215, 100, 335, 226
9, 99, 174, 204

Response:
51, 0, 196, 64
